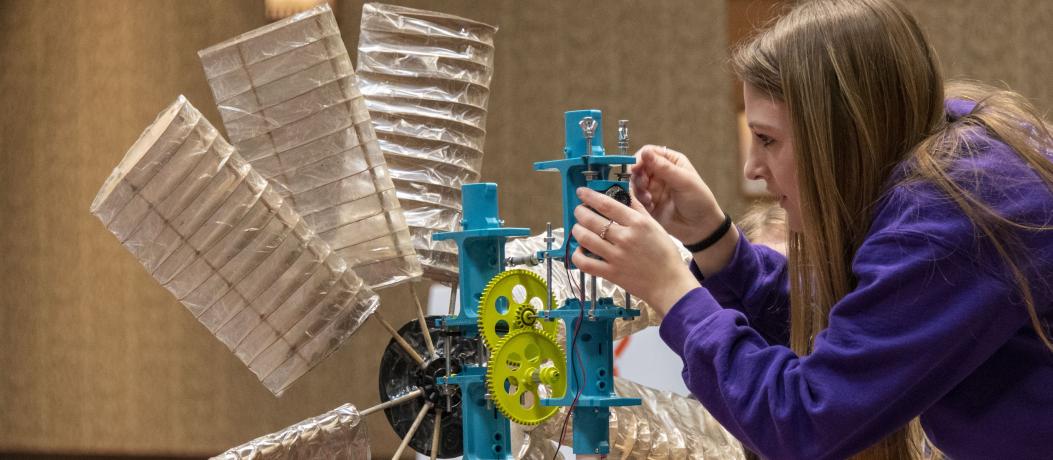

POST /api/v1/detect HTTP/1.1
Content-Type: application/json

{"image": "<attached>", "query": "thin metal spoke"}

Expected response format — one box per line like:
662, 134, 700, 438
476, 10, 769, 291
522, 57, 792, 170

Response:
392, 401, 434, 460
447, 281, 458, 315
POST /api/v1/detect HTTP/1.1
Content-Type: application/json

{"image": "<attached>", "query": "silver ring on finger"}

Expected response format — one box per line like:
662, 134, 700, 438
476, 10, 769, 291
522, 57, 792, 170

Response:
599, 218, 615, 241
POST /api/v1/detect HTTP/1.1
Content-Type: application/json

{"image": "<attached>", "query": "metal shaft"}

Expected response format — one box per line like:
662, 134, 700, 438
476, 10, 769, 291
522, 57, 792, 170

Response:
447, 281, 458, 316
443, 318, 452, 411
590, 275, 598, 319
626, 291, 633, 320
618, 120, 631, 180
618, 120, 629, 155
392, 401, 434, 459
545, 222, 554, 309
579, 270, 586, 303
580, 116, 597, 157
360, 388, 424, 417
506, 254, 540, 266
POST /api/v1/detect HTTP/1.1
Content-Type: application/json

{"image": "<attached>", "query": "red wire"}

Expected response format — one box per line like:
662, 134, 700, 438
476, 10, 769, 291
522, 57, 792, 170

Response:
553, 241, 586, 459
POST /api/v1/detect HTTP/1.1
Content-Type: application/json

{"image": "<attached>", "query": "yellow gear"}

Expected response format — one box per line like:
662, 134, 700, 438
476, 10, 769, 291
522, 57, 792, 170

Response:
486, 329, 568, 425
477, 269, 557, 348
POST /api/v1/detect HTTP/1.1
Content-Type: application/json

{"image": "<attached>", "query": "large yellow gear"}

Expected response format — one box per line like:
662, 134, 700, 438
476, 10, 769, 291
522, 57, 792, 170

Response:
477, 269, 558, 348
486, 329, 568, 425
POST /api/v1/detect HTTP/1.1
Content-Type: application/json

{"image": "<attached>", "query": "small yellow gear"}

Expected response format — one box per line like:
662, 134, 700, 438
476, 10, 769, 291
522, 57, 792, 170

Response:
486, 329, 568, 425
477, 269, 557, 348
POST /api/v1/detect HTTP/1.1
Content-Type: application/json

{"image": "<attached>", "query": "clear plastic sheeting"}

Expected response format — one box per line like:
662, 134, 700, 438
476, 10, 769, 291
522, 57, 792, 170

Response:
514, 428, 565, 460
199, 4, 420, 289
90, 97, 380, 396
524, 378, 745, 459
212, 404, 370, 460
504, 228, 694, 340
358, 3, 498, 283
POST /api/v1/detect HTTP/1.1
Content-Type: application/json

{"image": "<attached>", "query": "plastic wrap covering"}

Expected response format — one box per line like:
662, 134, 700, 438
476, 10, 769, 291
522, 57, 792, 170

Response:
524, 378, 744, 459
199, 4, 420, 289
90, 97, 380, 396
358, 3, 498, 283
212, 403, 369, 460
513, 426, 565, 460
504, 228, 694, 340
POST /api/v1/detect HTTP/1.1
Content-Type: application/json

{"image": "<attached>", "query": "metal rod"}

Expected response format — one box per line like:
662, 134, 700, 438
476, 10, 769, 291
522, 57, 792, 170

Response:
410, 283, 436, 357
590, 274, 599, 319
626, 291, 634, 320
477, 336, 487, 366
360, 388, 424, 417
373, 312, 426, 368
580, 116, 597, 157
447, 281, 458, 316
618, 119, 631, 181
545, 222, 554, 309
443, 318, 452, 412
392, 401, 434, 460
429, 410, 442, 460
443, 281, 457, 412
579, 270, 586, 302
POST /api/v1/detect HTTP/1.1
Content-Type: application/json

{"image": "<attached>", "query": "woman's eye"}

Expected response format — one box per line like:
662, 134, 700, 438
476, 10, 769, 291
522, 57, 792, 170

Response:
755, 133, 775, 147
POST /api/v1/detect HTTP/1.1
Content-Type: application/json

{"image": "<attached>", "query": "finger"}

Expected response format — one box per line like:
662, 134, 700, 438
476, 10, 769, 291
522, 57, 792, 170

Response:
571, 247, 612, 279
576, 187, 640, 225
631, 172, 654, 209
574, 205, 625, 245
640, 150, 700, 192
628, 185, 654, 214
638, 144, 689, 166
571, 223, 617, 261
634, 144, 674, 160
627, 191, 650, 215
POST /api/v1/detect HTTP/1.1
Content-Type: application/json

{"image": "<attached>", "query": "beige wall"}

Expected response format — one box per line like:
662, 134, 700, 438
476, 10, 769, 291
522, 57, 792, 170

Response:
2, 0, 1050, 457
0, 1, 733, 457
903, 0, 1053, 111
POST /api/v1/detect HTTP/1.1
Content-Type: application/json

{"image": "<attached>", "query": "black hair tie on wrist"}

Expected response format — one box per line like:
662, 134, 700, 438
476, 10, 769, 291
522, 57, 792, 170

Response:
683, 212, 732, 253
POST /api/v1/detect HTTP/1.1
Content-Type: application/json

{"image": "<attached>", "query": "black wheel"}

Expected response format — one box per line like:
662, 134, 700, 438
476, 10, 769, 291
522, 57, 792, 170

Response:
378, 315, 478, 458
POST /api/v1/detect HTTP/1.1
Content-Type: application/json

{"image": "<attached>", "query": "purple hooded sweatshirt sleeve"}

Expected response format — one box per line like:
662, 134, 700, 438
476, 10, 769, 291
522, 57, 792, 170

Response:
691, 238, 791, 346
659, 105, 1053, 459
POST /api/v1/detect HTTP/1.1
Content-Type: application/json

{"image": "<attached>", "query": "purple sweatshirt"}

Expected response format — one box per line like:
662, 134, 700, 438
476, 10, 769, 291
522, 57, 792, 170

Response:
659, 100, 1053, 459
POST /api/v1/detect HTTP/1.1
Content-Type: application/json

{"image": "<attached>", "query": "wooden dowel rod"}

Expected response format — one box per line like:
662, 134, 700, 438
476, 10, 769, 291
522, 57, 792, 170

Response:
373, 312, 426, 368
410, 283, 436, 357
392, 401, 434, 459
429, 410, 442, 460
359, 388, 424, 417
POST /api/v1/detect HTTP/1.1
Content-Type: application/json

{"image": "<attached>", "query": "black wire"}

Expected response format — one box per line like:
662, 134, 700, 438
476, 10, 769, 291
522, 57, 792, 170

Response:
553, 240, 587, 460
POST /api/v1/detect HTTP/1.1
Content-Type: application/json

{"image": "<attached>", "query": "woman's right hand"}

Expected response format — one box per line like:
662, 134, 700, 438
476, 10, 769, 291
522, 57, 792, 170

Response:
630, 145, 726, 245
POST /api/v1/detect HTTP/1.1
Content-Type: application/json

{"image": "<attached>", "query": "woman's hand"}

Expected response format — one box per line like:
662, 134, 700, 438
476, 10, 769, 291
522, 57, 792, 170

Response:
631, 145, 726, 245
571, 187, 700, 316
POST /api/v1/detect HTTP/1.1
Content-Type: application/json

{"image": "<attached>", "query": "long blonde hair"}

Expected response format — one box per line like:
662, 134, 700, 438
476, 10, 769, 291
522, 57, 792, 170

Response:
732, 0, 1053, 458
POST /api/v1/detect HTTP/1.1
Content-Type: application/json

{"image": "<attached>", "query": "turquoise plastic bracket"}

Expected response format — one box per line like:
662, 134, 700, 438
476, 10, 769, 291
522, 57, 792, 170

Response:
531, 110, 642, 455
540, 299, 641, 455
433, 183, 527, 459
438, 367, 513, 459
534, 110, 635, 268
434, 183, 530, 331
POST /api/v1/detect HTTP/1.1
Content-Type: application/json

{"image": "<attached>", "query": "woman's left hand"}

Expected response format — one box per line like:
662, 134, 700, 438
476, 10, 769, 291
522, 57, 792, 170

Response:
571, 187, 701, 316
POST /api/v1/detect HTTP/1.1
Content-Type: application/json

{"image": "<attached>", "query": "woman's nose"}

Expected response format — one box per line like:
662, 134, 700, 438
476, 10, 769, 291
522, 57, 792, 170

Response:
743, 152, 766, 182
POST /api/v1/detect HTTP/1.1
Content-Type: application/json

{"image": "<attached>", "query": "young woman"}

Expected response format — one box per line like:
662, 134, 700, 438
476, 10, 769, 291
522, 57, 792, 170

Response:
570, 0, 1053, 458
